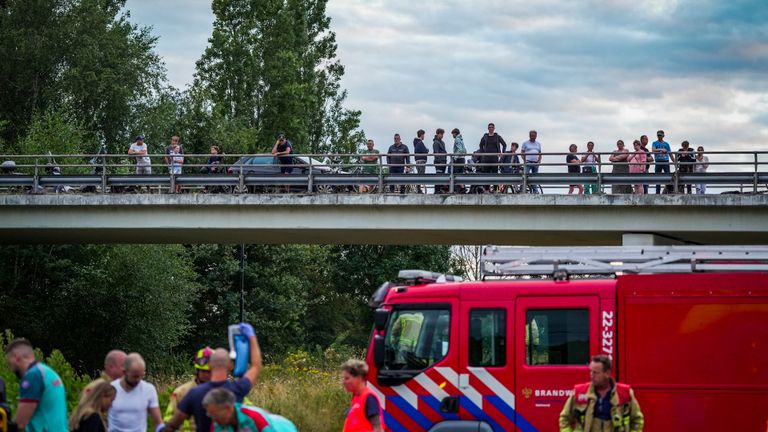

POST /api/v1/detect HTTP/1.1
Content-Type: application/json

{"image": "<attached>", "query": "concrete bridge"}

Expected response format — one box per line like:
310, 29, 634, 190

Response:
1, 193, 766, 245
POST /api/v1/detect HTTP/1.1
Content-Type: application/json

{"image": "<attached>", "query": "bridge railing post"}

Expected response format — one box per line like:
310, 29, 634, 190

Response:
170, 167, 176, 194
33, 158, 40, 194
448, 156, 455, 194
308, 157, 314, 193
673, 153, 679, 193
521, 159, 528, 194
597, 159, 603, 194
754, 152, 759, 194
378, 155, 384, 193
238, 161, 245, 194
101, 154, 107, 194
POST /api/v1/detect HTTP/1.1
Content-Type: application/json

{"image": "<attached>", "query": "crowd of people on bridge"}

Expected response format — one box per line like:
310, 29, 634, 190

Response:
2, 326, 386, 432
121, 125, 713, 195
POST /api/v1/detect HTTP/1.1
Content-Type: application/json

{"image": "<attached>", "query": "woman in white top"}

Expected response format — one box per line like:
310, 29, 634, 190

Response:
694, 146, 709, 194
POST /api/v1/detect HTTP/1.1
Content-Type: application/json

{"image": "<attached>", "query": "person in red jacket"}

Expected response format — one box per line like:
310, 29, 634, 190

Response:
341, 359, 383, 432
559, 354, 644, 432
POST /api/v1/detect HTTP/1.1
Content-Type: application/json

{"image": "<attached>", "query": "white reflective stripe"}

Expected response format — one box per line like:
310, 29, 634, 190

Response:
392, 383, 419, 409
367, 382, 386, 410
468, 367, 516, 409
435, 367, 483, 409
413, 372, 450, 401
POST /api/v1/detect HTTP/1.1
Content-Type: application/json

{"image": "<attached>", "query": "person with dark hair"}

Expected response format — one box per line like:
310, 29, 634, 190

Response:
451, 128, 466, 175
69, 381, 116, 432
433, 128, 448, 193
412, 130, 428, 193
271, 134, 293, 193
341, 359, 383, 432
387, 134, 410, 193
521, 130, 542, 193
128, 135, 151, 175
652, 130, 674, 194
609, 140, 631, 194
478, 123, 507, 175
581, 141, 600, 195
628, 140, 648, 195
676, 140, 695, 194
559, 354, 644, 432
500, 142, 521, 193
202, 388, 296, 432
567, 144, 583, 195
4, 338, 68, 432
639, 135, 653, 194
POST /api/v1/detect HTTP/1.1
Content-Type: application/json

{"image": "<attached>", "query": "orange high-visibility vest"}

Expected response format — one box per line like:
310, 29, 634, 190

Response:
343, 386, 384, 432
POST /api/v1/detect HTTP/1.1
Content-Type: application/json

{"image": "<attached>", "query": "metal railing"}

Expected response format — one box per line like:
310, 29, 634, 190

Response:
0, 151, 766, 195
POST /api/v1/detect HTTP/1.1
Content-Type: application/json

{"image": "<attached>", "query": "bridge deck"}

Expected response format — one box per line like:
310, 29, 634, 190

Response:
1, 194, 766, 245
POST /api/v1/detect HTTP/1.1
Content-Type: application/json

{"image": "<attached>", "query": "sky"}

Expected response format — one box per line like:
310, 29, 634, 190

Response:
123, 0, 768, 169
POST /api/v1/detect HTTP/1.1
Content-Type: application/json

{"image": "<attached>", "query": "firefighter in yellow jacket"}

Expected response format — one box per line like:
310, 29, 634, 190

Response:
164, 347, 213, 432
559, 354, 644, 432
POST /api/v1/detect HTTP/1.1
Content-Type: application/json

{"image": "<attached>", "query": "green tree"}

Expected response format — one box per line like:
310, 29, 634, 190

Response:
0, 245, 200, 372
194, 0, 363, 155
0, 0, 166, 152
0, 0, 71, 144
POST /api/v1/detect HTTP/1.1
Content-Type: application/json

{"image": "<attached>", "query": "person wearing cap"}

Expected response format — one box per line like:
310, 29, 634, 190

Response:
651, 130, 674, 194
128, 135, 152, 175
163, 348, 213, 432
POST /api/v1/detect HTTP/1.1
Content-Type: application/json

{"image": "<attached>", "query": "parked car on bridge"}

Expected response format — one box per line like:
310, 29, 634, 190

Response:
227, 154, 352, 193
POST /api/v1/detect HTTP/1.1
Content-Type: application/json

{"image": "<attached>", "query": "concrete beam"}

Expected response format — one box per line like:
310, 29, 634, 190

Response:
1, 194, 767, 245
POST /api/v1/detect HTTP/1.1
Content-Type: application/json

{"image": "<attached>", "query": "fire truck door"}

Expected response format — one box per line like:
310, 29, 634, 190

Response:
514, 296, 600, 432
457, 301, 517, 431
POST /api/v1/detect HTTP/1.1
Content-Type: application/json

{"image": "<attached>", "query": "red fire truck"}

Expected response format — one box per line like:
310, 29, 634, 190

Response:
365, 246, 768, 432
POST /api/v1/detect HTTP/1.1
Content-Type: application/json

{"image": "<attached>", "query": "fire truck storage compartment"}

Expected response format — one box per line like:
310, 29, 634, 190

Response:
617, 272, 768, 432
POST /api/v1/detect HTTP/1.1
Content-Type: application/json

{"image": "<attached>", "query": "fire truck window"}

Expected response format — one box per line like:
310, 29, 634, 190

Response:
526, 309, 589, 365
382, 308, 450, 371
468, 309, 506, 367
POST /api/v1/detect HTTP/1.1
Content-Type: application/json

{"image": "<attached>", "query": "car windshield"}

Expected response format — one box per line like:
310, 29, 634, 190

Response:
381, 308, 450, 372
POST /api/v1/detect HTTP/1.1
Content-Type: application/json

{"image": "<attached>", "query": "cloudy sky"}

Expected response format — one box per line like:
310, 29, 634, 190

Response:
124, 0, 767, 168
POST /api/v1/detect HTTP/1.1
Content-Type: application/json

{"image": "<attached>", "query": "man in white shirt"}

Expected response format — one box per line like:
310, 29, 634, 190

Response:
521, 130, 542, 193
128, 135, 152, 174
109, 353, 163, 432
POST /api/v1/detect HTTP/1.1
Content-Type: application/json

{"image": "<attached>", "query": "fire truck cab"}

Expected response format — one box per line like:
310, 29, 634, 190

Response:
365, 246, 768, 432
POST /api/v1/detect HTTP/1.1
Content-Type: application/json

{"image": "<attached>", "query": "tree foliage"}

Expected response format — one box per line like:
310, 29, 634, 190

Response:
0, 244, 456, 372
193, 0, 365, 155
0, 245, 200, 371
0, 0, 165, 152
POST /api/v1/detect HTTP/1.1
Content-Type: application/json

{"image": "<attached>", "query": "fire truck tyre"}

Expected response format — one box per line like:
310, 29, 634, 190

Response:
427, 420, 494, 432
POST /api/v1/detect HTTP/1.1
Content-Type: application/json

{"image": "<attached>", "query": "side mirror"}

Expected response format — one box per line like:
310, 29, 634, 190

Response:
374, 308, 390, 331
373, 335, 385, 368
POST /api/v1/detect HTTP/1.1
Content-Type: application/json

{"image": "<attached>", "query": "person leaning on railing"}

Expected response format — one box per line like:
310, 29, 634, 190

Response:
609, 140, 632, 194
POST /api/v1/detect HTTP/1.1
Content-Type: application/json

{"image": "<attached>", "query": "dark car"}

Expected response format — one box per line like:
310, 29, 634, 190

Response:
227, 155, 348, 193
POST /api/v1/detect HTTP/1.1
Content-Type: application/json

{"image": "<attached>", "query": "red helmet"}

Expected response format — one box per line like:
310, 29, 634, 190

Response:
194, 347, 213, 371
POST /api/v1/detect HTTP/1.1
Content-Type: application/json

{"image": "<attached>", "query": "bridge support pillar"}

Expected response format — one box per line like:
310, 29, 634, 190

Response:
622, 233, 683, 246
